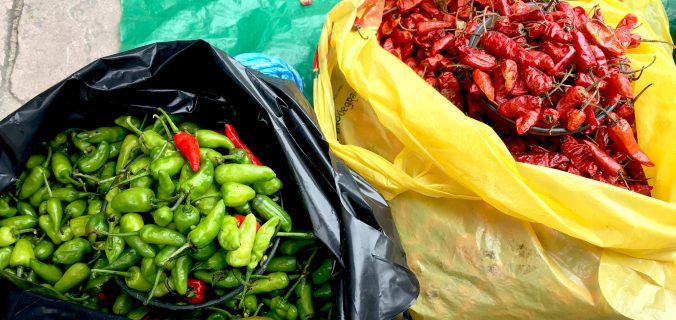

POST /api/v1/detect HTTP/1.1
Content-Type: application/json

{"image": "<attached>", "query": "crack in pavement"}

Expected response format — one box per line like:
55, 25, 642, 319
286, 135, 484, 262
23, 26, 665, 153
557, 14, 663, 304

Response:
1, 0, 24, 102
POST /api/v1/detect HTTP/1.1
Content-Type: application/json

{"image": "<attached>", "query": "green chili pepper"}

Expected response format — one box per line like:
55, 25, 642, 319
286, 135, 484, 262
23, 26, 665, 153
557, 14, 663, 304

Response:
0, 195, 17, 218
39, 215, 65, 245
195, 129, 235, 150
0, 247, 12, 270
218, 215, 241, 251
194, 186, 219, 215
215, 163, 275, 185
16, 201, 37, 217
151, 207, 173, 227
314, 283, 331, 299
39, 187, 96, 203
126, 119, 168, 153
156, 172, 176, 201
127, 156, 151, 175
115, 134, 142, 174
86, 199, 102, 215
39, 201, 48, 215
178, 121, 200, 134
108, 140, 123, 159
69, 216, 89, 238
98, 161, 116, 194
134, 224, 186, 247
249, 272, 290, 294
18, 148, 52, 200
111, 187, 157, 213
71, 131, 94, 154
53, 238, 92, 264
179, 159, 214, 200
50, 130, 70, 148
311, 258, 333, 285
85, 212, 106, 244
115, 115, 142, 131
253, 178, 283, 196
26, 154, 46, 169
188, 199, 225, 249
92, 266, 153, 292
30, 259, 63, 284
205, 249, 228, 270
243, 294, 258, 314
221, 182, 256, 207
77, 126, 127, 143
155, 245, 179, 270
113, 292, 133, 315
266, 256, 298, 273
34, 240, 55, 260
295, 277, 314, 319
77, 141, 110, 174
192, 269, 241, 288
85, 272, 112, 293
29, 186, 49, 207
172, 255, 192, 295
207, 311, 228, 320
226, 213, 257, 267
279, 240, 315, 257
174, 204, 200, 234
9, 238, 35, 267
0, 215, 37, 229
46, 197, 64, 232
140, 256, 158, 282
54, 262, 90, 293
51, 151, 82, 186
234, 202, 255, 215
248, 217, 280, 270
64, 199, 87, 219
103, 247, 141, 271
252, 195, 292, 232
229, 148, 253, 164
150, 153, 185, 180
129, 173, 154, 189
192, 241, 218, 261
0, 226, 35, 247
120, 213, 156, 258
106, 226, 126, 264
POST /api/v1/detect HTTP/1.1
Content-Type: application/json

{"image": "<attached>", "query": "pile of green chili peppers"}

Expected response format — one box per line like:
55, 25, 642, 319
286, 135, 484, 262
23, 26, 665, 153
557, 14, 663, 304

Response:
0, 111, 336, 319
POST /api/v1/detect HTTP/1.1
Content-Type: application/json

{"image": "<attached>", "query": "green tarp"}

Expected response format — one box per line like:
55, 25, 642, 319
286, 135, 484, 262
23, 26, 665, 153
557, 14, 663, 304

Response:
120, 0, 340, 101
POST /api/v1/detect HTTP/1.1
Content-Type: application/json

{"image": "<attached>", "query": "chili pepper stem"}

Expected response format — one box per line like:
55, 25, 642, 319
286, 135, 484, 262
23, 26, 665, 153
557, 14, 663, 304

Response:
42, 171, 53, 198
275, 232, 316, 239
253, 303, 264, 316
151, 115, 173, 139
74, 173, 103, 183
170, 193, 187, 212
13, 228, 37, 237
629, 83, 654, 105
156, 108, 180, 133
238, 268, 254, 308
100, 231, 137, 237
145, 270, 163, 305
165, 243, 191, 262
640, 39, 676, 47
110, 172, 151, 190
125, 117, 145, 136
397, 21, 416, 32
283, 247, 318, 301
151, 142, 170, 161
91, 269, 131, 277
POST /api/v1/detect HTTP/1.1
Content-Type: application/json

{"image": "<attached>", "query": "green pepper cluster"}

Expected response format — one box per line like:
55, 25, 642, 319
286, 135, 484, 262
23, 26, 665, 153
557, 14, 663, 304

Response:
0, 111, 337, 319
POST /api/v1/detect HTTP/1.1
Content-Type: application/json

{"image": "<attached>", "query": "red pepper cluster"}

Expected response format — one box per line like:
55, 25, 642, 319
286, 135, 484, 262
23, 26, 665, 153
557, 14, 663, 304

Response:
378, 0, 654, 195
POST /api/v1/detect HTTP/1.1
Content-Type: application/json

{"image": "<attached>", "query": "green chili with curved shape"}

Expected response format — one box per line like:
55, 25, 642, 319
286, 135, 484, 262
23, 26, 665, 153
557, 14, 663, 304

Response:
77, 141, 110, 174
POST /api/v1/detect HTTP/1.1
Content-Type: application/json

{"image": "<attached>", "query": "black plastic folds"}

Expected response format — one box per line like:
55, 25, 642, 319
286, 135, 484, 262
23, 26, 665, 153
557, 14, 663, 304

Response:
0, 40, 419, 320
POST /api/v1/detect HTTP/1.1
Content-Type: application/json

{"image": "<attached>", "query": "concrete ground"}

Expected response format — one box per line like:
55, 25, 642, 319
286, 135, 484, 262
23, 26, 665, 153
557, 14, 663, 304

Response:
0, 0, 120, 119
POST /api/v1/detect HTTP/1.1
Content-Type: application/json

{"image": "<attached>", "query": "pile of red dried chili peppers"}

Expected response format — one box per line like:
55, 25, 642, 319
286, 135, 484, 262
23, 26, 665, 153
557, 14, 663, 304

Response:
377, 0, 657, 195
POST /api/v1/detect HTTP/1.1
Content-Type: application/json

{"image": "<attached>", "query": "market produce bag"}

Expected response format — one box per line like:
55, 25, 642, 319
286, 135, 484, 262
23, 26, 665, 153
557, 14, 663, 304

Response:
314, 0, 676, 319
0, 40, 419, 319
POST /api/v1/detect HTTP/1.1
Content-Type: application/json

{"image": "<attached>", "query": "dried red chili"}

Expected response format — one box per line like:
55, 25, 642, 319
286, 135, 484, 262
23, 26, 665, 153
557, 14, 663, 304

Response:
572, 30, 597, 70
391, 29, 414, 43
561, 136, 598, 176
607, 112, 654, 166
516, 109, 540, 134
555, 86, 589, 116
495, 0, 511, 17
582, 140, 624, 176
481, 31, 536, 68
494, 19, 522, 38
431, 34, 455, 55
398, 0, 423, 13
458, 48, 497, 71
416, 21, 453, 34
513, 151, 570, 168
491, 68, 511, 105
498, 95, 539, 118
607, 72, 634, 100
565, 109, 586, 131
543, 22, 572, 44
529, 50, 556, 75
584, 20, 625, 57
500, 59, 518, 92
510, 9, 545, 23
520, 66, 553, 96
472, 69, 495, 102
541, 108, 560, 127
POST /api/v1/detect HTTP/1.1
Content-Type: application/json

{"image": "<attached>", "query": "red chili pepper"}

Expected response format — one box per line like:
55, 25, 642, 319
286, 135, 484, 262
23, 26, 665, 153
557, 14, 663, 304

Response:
572, 30, 597, 70
391, 29, 414, 44
378, 17, 400, 37
552, 46, 576, 74
543, 22, 572, 44
425, 77, 439, 89
416, 21, 453, 34
589, 45, 609, 77
495, 0, 511, 17
157, 109, 201, 171
232, 215, 261, 232
449, 36, 469, 54
541, 41, 569, 62
472, 69, 495, 102
510, 8, 544, 22
185, 279, 206, 304
401, 42, 415, 59
607, 72, 634, 100
458, 47, 497, 71
480, 31, 536, 68
555, 86, 589, 116
466, 94, 484, 119
607, 113, 654, 166
398, 0, 422, 12
593, 7, 604, 23
528, 50, 556, 75
438, 71, 460, 92
546, 11, 568, 23
511, 73, 529, 96
491, 68, 511, 105
561, 136, 598, 176
505, 137, 528, 153
583, 106, 600, 126
583, 20, 625, 57
494, 19, 522, 38
224, 124, 263, 166
582, 140, 623, 176
513, 150, 570, 168
381, 38, 395, 51
409, 13, 429, 23
555, 2, 575, 26
498, 95, 540, 118
516, 109, 540, 134
420, 54, 446, 72
97, 293, 107, 301
520, 66, 553, 96
615, 14, 638, 48
419, 0, 440, 16
431, 34, 455, 55
541, 108, 560, 127
500, 59, 518, 93
629, 184, 652, 196
565, 109, 586, 131
615, 103, 634, 119
572, 6, 589, 29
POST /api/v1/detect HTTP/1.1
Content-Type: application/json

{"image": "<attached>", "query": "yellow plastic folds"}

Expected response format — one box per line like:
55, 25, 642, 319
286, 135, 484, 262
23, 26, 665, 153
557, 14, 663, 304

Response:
313, 0, 676, 319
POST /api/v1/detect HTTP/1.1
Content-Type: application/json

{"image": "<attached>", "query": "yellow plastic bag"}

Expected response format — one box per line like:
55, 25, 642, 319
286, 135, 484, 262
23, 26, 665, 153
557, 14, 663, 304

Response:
313, 0, 676, 319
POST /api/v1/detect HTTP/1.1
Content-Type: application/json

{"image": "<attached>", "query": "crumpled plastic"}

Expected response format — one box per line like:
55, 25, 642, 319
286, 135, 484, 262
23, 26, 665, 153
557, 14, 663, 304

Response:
234, 53, 305, 92
313, 0, 676, 319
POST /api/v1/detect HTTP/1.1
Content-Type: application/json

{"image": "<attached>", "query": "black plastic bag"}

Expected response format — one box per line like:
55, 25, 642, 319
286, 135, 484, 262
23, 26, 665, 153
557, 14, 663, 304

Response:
0, 40, 419, 320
